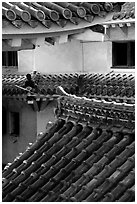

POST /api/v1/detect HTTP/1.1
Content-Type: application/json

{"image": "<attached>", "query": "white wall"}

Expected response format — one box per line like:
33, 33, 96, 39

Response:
37, 101, 57, 134
18, 40, 83, 74
82, 41, 112, 73
2, 99, 37, 164
2, 98, 58, 165
18, 40, 112, 75
18, 49, 34, 73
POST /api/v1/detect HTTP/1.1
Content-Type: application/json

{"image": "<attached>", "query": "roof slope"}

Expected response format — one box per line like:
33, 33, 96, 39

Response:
2, 93, 135, 202
2, 117, 135, 202
2, 2, 123, 30
113, 2, 135, 20
2, 72, 135, 104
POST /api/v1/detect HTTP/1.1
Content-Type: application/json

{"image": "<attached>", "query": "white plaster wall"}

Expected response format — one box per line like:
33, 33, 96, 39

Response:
37, 101, 57, 134
18, 40, 83, 74
82, 41, 112, 73
2, 99, 37, 165
35, 40, 83, 74
18, 49, 34, 73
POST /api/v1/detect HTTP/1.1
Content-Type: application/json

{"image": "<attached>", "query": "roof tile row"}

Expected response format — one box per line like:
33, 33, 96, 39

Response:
113, 2, 135, 20
3, 115, 135, 202
2, 2, 124, 29
2, 72, 135, 104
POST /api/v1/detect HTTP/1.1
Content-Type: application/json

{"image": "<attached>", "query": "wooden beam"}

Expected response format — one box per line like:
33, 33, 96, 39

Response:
2, 28, 85, 40
11, 20, 24, 29
71, 28, 104, 42
35, 36, 45, 46
42, 20, 52, 29
27, 20, 39, 28
33, 100, 40, 112
22, 38, 35, 48
40, 99, 50, 111
126, 22, 131, 27
111, 24, 116, 28
56, 34, 68, 44
118, 24, 127, 36
2, 19, 10, 28
103, 25, 110, 40
10, 38, 22, 47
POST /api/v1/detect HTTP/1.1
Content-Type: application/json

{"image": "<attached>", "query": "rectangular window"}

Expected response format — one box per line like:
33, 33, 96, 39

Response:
112, 41, 135, 68
2, 51, 18, 67
2, 108, 7, 134
10, 112, 20, 136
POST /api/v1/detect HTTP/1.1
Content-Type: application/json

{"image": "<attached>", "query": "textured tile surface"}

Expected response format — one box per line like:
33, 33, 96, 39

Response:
2, 117, 135, 202
2, 2, 124, 29
2, 72, 135, 104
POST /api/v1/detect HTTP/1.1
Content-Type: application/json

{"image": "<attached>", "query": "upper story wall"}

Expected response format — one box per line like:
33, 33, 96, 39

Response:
82, 22, 135, 74
5, 23, 135, 75
82, 41, 112, 73
18, 40, 83, 74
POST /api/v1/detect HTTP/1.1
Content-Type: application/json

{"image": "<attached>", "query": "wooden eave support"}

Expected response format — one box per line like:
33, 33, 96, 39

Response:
104, 24, 110, 39
70, 17, 80, 25
27, 20, 38, 28
2, 19, 10, 28
56, 19, 67, 28
84, 15, 94, 23
126, 22, 131, 27
12, 20, 24, 29
41, 19, 52, 29
40, 98, 50, 111
33, 100, 40, 111
9, 37, 22, 47
35, 36, 45, 46
117, 23, 128, 36
55, 34, 68, 44
27, 100, 39, 111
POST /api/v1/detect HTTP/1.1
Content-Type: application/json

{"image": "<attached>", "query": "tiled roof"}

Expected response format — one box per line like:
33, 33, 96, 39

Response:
2, 73, 79, 102
2, 72, 135, 104
80, 72, 135, 104
2, 114, 135, 201
112, 2, 135, 20
56, 93, 135, 129
2, 2, 123, 29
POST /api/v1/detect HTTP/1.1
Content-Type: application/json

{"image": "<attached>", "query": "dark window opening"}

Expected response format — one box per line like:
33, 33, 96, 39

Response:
10, 112, 20, 136
129, 42, 135, 66
112, 41, 135, 68
2, 51, 18, 66
2, 108, 7, 134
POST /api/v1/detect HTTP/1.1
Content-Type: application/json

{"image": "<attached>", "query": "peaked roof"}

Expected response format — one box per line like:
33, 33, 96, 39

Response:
2, 110, 135, 202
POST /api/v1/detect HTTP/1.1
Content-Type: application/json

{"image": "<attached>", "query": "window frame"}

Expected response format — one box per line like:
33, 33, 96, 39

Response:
2, 51, 18, 67
112, 41, 135, 69
9, 111, 20, 136
2, 107, 7, 135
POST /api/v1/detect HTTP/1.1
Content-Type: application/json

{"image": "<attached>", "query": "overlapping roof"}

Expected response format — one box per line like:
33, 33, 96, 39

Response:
2, 2, 123, 30
2, 72, 135, 105
2, 93, 135, 202
113, 2, 135, 20
102, 2, 135, 28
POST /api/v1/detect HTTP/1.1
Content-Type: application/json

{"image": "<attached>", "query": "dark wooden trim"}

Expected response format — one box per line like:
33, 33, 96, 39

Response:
111, 66, 135, 69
